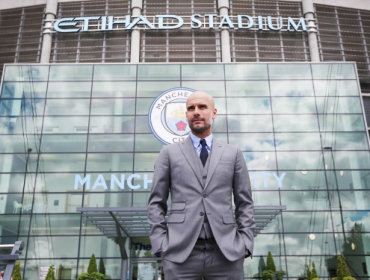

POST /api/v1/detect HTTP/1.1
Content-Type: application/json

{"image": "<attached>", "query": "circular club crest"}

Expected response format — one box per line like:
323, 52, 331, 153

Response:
149, 87, 196, 145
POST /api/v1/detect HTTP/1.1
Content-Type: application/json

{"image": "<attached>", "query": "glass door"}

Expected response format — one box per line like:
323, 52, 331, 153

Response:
130, 260, 157, 280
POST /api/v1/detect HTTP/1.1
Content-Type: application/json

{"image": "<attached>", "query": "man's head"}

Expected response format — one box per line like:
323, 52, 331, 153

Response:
185, 91, 217, 138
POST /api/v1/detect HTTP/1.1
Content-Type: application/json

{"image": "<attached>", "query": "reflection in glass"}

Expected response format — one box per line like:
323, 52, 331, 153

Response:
49, 65, 93, 81
319, 114, 366, 132
135, 116, 151, 133
243, 152, 277, 170
32, 193, 83, 213
182, 64, 224, 80
45, 99, 90, 115
316, 97, 362, 114
283, 212, 333, 232
228, 115, 273, 132
0, 154, 38, 173
94, 64, 137, 80
88, 134, 134, 152
323, 150, 370, 170
35, 173, 85, 192
249, 171, 281, 190
43, 116, 89, 134
214, 98, 226, 114
38, 154, 86, 172
91, 99, 135, 115
93, 81, 136, 97
225, 64, 268, 80
86, 153, 133, 172
275, 133, 321, 150
25, 259, 77, 280
0, 134, 40, 153
227, 98, 271, 114
90, 116, 135, 133
137, 81, 180, 97
78, 258, 122, 279
281, 191, 329, 210
330, 191, 370, 210
138, 64, 180, 80
274, 115, 319, 132
312, 63, 356, 79
0, 99, 45, 116
277, 152, 324, 170
321, 132, 369, 150
136, 98, 154, 115
326, 170, 370, 190
212, 115, 227, 132
0, 193, 33, 214
226, 81, 269, 96
182, 81, 225, 97
278, 171, 327, 190
243, 255, 285, 278
4, 65, 49, 81
332, 211, 370, 232
229, 133, 275, 151
271, 97, 316, 114
30, 214, 81, 235
48, 82, 91, 98
84, 192, 132, 207
270, 80, 314, 96
0, 173, 36, 193
286, 256, 331, 277
134, 153, 159, 171
27, 236, 79, 258
269, 64, 312, 79
41, 135, 87, 153
284, 233, 336, 255
0, 215, 30, 236
314, 80, 359, 96
0, 116, 43, 134
253, 234, 286, 256
135, 134, 163, 152
2, 82, 47, 98
252, 191, 279, 206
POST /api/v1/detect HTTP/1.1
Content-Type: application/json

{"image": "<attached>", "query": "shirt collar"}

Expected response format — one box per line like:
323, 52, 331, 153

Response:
189, 133, 213, 149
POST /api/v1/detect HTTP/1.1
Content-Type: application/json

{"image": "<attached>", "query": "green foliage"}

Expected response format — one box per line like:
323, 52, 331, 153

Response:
276, 270, 285, 280
45, 265, 55, 280
337, 255, 351, 280
262, 270, 274, 280
266, 251, 276, 272
12, 261, 23, 280
88, 254, 98, 274
312, 278, 321, 280
77, 272, 105, 280
98, 258, 106, 275
305, 264, 312, 280
343, 277, 356, 280
332, 278, 337, 280
311, 262, 318, 278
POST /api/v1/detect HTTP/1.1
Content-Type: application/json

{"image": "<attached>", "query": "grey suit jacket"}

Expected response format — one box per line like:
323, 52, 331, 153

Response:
147, 136, 255, 263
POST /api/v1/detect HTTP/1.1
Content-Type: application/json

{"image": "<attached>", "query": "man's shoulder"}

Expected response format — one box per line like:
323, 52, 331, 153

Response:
215, 141, 240, 153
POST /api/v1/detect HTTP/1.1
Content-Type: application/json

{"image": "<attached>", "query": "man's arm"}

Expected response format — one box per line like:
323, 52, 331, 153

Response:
233, 148, 255, 257
147, 145, 171, 257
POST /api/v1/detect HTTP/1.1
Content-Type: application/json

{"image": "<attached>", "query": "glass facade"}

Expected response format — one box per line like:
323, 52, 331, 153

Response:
0, 62, 370, 279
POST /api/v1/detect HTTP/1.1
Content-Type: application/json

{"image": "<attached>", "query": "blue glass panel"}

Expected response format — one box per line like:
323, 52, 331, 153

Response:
94, 64, 137, 80
270, 80, 314, 96
225, 64, 268, 80
269, 64, 312, 79
1, 82, 47, 99
138, 64, 180, 80
312, 63, 356, 79
4, 65, 49, 81
181, 64, 224, 80
49, 65, 93, 81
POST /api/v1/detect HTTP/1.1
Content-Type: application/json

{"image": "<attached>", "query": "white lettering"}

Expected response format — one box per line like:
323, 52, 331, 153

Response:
144, 174, 152, 189
127, 174, 141, 189
74, 174, 91, 190
272, 172, 286, 188
92, 174, 108, 190
111, 174, 125, 190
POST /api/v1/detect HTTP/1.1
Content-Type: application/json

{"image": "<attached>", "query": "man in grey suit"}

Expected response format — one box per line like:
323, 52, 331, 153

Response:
147, 91, 255, 279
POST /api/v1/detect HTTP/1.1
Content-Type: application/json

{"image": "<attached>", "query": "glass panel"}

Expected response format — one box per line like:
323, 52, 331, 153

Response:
47, 82, 91, 98
227, 98, 271, 114
314, 80, 360, 96
131, 237, 154, 258
0, 99, 45, 116
134, 153, 159, 171
319, 114, 366, 132
135, 134, 164, 152
279, 171, 327, 190
88, 134, 134, 152
0, 116, 43, 134
281, 191, 330, 210
0, 154, 38, 173
274, 115, 319, 132
330, 190, 370, 210
32, 193, 83, 213
0, 214, 30, 236
27, 236, 79, 258
78, 258, 121, 279
182, 81, 225, 97
41, 135, 87, 153
243, 255, 286, 278
283, 211, 333, 232
30, 214, 81, 235
214, 98, 226, 114
4, 65, 49, 81
136, 98, 154, 115
323, 150, 370, 169
332, 211, 370, 232
86, 153, 133, 172
25, 259, 77, 280
138, 64, 180, 80
249, 171, 281, 190
225, 64, 268, 80
274, 133, 321, 150
284, 233, 336, 254
0, 173, 36, 193
312, 63, 356, 79
252, 191, 280, 206
49, 65, 93, 81
137, 81, 180, 97
2, 82, 47, 98
286, 256, 332, 277
212, 115, 227, 132
43, 116, 89, 134
326, 170, 370, 190
45, 99, 90, 115
271, 97, 317, 114
181, 64, 224, 80
322, 132, 369, 150
131, 262, 157, 280
316, 97, 363, 114
135, 116, 151, 133
133, 192, 151, 207
79, 236, 121, 258
213, 133, 228, 143
89, 116, 135, 133
229, 133, 275, 151
0, 134, 40, 153
225, 81, 269, 97
38, 154, 86, 172
270, 80, 314, 96
228, 115, 273, 132
94, 64, 137, 80
276, 151, 324, 170
92, 81, 136, 97
0, 193, 34, 214
252, 234, 286, 256
268, 64, 312, 79
243, 152, 277, 170
84, 192, 132, 207
36, 173, 85, 192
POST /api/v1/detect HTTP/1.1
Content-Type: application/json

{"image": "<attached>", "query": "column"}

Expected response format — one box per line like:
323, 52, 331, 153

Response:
302, 0, 320, 62
218, 0, 231, 62
40, 0, 58, 63
130, 0, 143, 63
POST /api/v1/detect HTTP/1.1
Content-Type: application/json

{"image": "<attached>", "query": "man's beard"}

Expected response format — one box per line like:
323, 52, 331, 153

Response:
189, 118, 211, 134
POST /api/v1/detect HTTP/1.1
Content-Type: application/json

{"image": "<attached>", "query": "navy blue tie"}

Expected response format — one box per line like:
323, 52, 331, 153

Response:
200, 139, 208, 167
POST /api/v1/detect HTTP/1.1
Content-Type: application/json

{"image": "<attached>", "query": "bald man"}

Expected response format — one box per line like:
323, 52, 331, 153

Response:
147, 91, 255, 280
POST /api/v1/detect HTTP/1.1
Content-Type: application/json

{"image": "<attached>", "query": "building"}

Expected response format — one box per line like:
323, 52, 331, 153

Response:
0, 0, 369, 279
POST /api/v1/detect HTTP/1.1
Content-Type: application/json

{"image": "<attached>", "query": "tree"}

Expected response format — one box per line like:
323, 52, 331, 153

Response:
45, 265, 55, 280
88, 254, 98, 274
98, 258, 106, 275
311, 262, 318, 278
305, 264, 312, 280
77, 272, 105, 280
266, 251, 276, 272
337, 255, 351, 280
12, 261, 23, 280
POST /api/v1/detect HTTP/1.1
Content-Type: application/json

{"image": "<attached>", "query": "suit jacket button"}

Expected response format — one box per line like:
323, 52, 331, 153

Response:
203, 194, 207, 198
200, 212, 204, 216
202, 176, 207, 179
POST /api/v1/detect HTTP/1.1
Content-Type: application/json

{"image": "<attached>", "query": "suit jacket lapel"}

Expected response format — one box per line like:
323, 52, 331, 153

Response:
179, 137, 204, 187
204, 141, 225, 190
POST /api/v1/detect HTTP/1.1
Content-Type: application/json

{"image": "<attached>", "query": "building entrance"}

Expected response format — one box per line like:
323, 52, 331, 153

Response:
130, 259, 164, 280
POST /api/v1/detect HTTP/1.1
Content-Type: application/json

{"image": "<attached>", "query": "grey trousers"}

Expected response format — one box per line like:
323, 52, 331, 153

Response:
162, 239, 244, 280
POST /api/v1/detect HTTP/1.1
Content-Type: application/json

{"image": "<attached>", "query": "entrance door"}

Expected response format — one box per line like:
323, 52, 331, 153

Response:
130, 260, 164, 280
